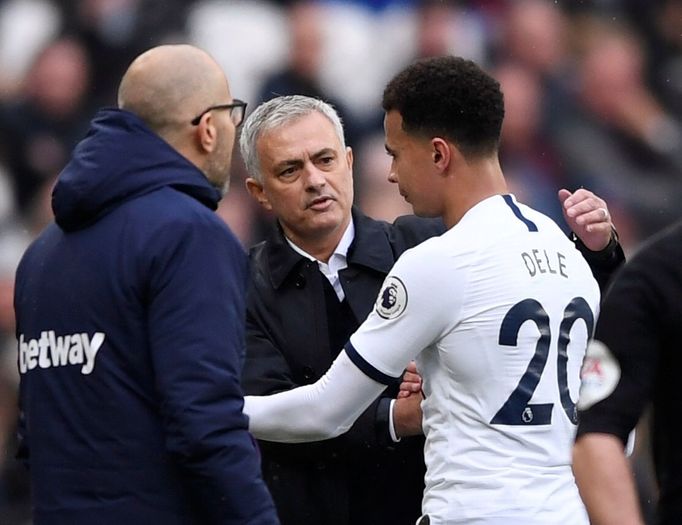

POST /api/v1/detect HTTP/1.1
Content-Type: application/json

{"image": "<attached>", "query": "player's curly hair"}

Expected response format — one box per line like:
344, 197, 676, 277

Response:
382, 56, 504, 158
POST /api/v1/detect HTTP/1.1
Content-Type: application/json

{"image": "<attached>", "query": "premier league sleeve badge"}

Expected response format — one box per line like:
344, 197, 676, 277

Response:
375, 275, 408, 320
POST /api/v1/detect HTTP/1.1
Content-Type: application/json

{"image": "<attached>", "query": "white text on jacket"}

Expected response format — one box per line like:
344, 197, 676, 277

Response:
18, 331, 106, 375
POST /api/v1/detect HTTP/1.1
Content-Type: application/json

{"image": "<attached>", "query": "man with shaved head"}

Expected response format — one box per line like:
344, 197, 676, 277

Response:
14, 45, 278, 524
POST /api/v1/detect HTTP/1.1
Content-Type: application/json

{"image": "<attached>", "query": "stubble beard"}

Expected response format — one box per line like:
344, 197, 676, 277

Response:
207, 139, 232, 197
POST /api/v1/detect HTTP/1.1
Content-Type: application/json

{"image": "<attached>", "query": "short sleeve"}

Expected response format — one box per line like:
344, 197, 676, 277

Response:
348, 241, 467, 379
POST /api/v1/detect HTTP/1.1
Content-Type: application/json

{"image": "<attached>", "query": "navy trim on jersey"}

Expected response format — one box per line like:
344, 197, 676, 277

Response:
344, 342, 399, 385
502, 194, 538, 232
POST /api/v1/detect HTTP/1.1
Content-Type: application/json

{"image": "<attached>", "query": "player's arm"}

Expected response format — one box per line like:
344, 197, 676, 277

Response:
573, 434, 643, 525
243, 271, 411, 447
244, 350, 393, 442
244, 244, 460, 443
559, 188, 625, 290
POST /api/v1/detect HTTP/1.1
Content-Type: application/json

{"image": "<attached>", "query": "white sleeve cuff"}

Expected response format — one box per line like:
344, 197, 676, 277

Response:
388, 399, 401, 443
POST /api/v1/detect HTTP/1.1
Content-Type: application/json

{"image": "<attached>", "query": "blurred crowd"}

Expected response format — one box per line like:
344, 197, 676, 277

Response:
0, 0, 679, 523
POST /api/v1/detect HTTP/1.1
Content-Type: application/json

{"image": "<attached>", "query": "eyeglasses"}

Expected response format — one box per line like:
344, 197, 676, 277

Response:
191, 99, 247, 127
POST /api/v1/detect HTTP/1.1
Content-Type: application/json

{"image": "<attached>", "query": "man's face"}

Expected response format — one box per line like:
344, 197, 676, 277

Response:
205, 91, 238, 195
384, 110, 442, 218
248, 111, 354, 245
205, 120, 235, 196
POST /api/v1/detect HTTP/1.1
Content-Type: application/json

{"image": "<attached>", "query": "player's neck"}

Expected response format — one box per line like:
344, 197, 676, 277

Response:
442, 156, 507, 228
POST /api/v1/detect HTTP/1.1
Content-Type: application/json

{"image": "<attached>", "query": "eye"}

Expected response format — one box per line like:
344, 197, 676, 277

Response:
278, 166, 297, 178
317, 155, 336, 169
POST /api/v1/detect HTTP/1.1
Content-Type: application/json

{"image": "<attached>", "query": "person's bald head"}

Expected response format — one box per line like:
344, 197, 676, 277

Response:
117, 45, 229, 138
118, 45, 239, 196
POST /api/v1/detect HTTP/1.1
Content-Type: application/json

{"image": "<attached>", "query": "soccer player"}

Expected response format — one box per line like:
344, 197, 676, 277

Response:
244, 56, 600, 524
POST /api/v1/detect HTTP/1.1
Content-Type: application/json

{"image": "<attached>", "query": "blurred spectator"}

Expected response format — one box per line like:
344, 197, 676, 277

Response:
256, 1, 363, 148
257, 0, 324, 102
496, 0, 575, 133
627, 0, 682, 121
354, 133, 412, 222
320, 0, 416, 12
496, 62, 566, 225
501, 0, 568, 77
187, 0, 288, 114
413, 0, 486, 61
0, 35, 91, 217
215, 160, 267, 248
553, 18, 682, 248
62, 0, 194, 107
0, 0, 61, 102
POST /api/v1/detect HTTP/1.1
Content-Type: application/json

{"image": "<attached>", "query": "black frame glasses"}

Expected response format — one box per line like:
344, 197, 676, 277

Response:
191, 99, 247, 127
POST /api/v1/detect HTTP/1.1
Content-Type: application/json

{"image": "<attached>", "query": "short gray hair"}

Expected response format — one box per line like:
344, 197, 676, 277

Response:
239, 95, 346, 183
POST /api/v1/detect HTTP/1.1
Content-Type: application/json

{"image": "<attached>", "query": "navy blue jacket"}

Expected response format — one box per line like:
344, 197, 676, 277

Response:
14, 109, 278, 524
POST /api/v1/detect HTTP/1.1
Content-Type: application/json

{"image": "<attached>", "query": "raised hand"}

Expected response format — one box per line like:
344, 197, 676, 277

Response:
558, 188, 615, 251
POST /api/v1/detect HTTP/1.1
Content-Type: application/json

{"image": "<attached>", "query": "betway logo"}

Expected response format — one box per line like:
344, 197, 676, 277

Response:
19, 331, 105, 375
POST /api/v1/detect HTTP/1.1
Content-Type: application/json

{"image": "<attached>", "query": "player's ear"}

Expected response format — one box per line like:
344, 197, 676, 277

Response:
245, 177, 272, 211
431, 138, 449, 172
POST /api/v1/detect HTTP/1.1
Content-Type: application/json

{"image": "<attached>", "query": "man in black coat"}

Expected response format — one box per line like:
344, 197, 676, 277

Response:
239, 95, 623, 525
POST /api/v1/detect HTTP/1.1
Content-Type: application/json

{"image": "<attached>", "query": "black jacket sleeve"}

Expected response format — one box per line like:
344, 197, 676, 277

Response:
572, 230, 625, 292
577, 224, 681, 446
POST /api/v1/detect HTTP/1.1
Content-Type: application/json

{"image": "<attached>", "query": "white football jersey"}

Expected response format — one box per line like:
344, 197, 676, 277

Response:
349, 194, 600, 524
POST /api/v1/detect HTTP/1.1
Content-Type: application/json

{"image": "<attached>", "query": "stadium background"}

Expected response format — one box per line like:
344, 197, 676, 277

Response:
0, 0, 678, 522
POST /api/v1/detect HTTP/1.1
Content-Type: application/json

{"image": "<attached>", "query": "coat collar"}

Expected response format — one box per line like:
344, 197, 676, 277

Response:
346, 208, 396, 274
264, 207, 396, 289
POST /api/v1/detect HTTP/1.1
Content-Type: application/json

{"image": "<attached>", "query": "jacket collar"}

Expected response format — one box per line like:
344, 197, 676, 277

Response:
346, 207, 396, 274
52, 108, 220, 231
265, 207, 395, 289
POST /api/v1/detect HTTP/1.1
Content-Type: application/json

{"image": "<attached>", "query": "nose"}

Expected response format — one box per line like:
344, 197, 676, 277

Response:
304, 165, 327, 189
387, 169, 398, 184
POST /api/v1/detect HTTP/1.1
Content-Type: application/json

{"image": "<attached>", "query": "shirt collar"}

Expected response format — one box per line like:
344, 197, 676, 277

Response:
263, 207, 399, 290
285, 218, 355, 263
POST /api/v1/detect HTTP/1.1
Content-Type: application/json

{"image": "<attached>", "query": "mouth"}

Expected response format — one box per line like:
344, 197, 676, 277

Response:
306, 195, 336, 211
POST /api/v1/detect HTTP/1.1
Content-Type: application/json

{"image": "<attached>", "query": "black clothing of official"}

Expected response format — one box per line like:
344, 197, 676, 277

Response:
577, 220, 682, 525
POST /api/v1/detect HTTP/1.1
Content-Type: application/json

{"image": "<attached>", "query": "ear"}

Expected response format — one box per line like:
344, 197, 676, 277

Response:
196, 113, 218, 154
245, 177, 272, 211
345, 146, 354, 178
431, 138, 450, 172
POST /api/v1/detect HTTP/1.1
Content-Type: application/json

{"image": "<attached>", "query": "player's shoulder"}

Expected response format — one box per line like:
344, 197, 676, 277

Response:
396, 233, 452, 266
387, 233, 472, 299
